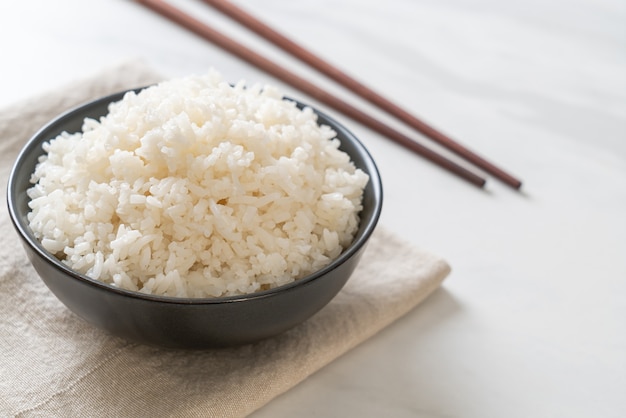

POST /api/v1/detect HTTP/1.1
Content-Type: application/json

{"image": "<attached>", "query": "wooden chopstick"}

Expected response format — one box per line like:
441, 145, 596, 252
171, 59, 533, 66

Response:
199, 0, 522, 190
135, 0, 487, 188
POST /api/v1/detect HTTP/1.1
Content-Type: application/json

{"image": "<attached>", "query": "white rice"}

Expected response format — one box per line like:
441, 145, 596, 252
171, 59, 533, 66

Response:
27, 71, 369, 298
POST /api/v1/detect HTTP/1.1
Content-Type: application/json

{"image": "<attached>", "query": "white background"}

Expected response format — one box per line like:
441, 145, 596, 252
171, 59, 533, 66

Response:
1, 0, 624, 416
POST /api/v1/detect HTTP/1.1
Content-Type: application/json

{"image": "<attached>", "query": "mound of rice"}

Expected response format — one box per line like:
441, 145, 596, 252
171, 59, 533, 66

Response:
27, 71, 369, 298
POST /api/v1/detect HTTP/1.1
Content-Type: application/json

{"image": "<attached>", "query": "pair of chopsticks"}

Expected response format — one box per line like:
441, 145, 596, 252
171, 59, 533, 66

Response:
135, 0, 522, 190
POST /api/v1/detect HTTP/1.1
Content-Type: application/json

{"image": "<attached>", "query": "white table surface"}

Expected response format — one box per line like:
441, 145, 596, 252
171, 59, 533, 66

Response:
1, 0, 624, 417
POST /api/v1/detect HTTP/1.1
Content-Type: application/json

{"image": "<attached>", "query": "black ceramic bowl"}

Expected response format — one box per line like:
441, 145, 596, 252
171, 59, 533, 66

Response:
7, 88, 382, 349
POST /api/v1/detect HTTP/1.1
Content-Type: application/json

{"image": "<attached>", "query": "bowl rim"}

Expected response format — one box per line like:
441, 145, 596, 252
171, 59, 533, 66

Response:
7, 87, 383, 305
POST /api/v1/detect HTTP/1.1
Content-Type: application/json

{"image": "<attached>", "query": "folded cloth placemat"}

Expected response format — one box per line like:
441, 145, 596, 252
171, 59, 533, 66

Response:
0, 61, 450, 418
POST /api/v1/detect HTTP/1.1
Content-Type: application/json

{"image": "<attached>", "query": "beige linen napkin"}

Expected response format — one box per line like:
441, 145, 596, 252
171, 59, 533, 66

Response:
0, 61, 450, 418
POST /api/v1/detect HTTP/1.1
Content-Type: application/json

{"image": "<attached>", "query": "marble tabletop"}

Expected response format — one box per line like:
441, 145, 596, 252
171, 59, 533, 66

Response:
1, 0, 624, 416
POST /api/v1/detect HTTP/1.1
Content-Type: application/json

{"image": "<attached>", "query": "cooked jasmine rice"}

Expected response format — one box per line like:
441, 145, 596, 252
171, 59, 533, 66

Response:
27, 71, 369, 297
